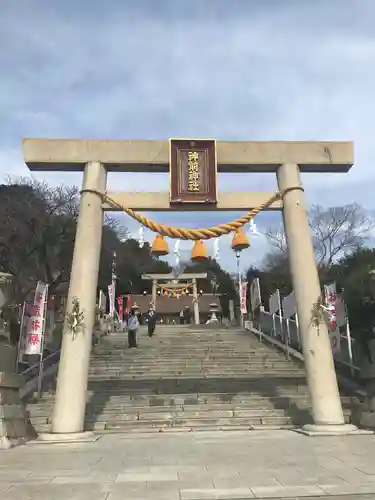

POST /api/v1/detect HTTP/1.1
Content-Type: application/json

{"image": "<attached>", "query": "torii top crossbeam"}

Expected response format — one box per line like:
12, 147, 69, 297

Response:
22, 139, 354, 213
141, 273, 207, 280
23, 138, 353, 173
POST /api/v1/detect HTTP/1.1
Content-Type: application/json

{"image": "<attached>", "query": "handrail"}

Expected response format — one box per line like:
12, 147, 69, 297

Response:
20, 349, 60, 378
248, 323, 367, 402
250, 310, 361, 375
19, 348, 61, 399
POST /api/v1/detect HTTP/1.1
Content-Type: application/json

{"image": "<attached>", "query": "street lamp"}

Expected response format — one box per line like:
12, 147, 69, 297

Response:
231, 229, 250, 327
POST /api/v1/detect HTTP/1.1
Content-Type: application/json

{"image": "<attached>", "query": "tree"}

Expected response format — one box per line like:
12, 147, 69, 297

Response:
246, 256, 292, 307
0, 179, 127, 304
266, 203, 374, 267
0, 180, 79, 303
115, 240, 171, 295
328, 247, 375, 332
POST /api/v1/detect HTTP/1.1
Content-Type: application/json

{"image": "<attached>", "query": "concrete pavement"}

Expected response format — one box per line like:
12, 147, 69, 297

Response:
1, 430, 375, 498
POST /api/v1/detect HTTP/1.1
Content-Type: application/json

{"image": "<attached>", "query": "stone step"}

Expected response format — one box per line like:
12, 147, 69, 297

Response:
27, 394, 317, 412
30, 401, 314, 415
37, 388, 312, 400
90, 350, 284, 355
90, 366, 290, 371
87, 375, 306, 384
28, 398, 356, 419
88, 371, 305, 378
30, 391, 318, 403
91, 352, 284, 357
88, 363, 303, 369
91, 417, 309, 431
85, 383, 309, 393
30, 410, 352, 434
29, 400, 354, 418
89, 361, 296, 367
87, 373, 306, 381
28, 391, 316, 408
28, 397, 313, 414
84, 394, 355, 406
31, 407, 315, 424
31, 423, 298, 434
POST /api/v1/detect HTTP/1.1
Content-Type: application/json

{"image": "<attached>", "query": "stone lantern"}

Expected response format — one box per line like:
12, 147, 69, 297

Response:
207, 302, 220, 324
353, 269, 375, 428
0, 272, 36, 448
0, 272, 16, 369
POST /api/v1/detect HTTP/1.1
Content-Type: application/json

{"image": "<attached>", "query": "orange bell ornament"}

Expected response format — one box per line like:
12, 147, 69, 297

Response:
231, 228, 250, 252
191, 240, 208, 261
151, 234, 169, 256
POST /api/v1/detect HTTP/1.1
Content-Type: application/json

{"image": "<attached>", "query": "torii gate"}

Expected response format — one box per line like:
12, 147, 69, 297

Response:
141, 272, 207, 325
23, 138, 360, 438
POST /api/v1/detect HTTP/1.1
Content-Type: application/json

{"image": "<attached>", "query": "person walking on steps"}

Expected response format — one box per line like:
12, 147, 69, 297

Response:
127, 305, 140, 348
184, 305, 192, 325
147, 305, 157, 337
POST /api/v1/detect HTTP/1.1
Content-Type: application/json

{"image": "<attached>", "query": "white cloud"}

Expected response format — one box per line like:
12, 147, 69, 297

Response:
0, 0, 374, 270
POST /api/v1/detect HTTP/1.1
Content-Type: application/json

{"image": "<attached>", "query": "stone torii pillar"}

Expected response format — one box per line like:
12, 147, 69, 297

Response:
151, 279, 157, 309
192, 278, 200, 325
277, 163, 359, 435
52, 162, 106, 435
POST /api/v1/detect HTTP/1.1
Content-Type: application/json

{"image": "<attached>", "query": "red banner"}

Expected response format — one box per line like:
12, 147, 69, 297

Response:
117, 296, 124, 321
125, 295, 132, 315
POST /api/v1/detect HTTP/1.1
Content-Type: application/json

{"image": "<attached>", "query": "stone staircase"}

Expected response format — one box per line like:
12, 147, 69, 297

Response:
26, 325, 353, 433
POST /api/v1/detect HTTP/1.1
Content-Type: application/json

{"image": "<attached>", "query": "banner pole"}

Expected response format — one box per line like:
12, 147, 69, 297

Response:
37, 285, 49, 398
285, 318, 290, 360
277, 290, 283, 339
16, 301, 27, 369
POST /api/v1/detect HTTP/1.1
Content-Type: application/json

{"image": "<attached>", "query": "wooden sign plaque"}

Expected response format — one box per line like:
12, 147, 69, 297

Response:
169, 139, 217, 205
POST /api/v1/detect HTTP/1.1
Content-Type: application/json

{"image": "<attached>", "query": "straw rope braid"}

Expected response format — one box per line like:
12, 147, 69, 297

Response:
81, 188, 298, 240
157, 283, 193, 293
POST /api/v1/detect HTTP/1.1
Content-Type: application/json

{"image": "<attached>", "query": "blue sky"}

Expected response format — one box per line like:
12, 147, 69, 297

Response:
1, 0, 374, 271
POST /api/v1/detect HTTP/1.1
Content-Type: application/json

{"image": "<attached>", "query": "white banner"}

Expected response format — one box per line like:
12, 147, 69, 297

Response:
108, 284, 114, 316
269, 289, 281, 314
23, 282, 48, 355
335, 294, 347, 328
250, 278, 261, 312
282, 291, 296, 319
240, 282, 248, 314
324, 283, 341, 355
98, 289, 107, 312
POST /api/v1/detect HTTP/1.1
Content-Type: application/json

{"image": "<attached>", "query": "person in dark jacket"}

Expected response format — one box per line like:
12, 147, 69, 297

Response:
183, 305, 192, 324
147, 305, 156, 337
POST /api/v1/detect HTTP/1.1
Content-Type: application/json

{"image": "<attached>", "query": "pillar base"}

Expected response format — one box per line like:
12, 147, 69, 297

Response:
294, 423, 373, 437
29, 431, 100, 444
0, 436, 29, 450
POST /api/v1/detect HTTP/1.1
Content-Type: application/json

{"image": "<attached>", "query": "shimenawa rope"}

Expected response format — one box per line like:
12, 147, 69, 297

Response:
80, 189, 289, 240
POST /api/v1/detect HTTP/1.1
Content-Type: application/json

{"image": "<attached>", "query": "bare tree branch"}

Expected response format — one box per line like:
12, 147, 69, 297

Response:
264, 226, 287, 254
104, 215, 129, 242
265, 203, 375, 268
309, 204, 374, 266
